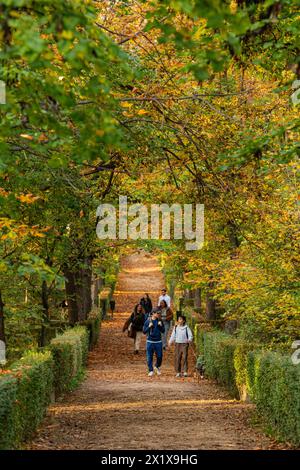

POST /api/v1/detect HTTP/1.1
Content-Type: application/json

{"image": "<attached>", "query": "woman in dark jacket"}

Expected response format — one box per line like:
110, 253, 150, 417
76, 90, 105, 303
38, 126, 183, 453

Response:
123, 303, 145, 354
140, 293, 152, 318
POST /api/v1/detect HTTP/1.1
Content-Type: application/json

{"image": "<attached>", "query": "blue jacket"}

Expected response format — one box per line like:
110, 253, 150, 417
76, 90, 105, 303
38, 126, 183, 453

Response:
143, 318, 165, 342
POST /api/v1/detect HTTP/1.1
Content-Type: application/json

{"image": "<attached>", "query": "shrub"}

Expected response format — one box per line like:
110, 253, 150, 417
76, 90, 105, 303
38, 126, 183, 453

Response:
63, 326, 89, 366
203, 331, 239, 396
49, 326, 89, 396
99, 287, 112, 319
194, 323, 211, 355
247, 351, 300, 445
0, 373, 18, 449
234, 341, 258, 401
82, 309, 102, 350
197, 329, 300, 445
0, 350, 54, 450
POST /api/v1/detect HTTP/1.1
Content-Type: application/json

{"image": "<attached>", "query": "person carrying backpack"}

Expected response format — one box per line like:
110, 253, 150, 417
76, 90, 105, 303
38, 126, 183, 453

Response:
143, 310, 165, 376
168, 314, 193, 377
123, 303, 145, 354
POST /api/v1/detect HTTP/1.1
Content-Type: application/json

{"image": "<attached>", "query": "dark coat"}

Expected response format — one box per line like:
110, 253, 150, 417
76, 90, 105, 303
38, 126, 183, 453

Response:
140, 297, 152, 314
123, 311, 145, 333
143, 318, 165, 341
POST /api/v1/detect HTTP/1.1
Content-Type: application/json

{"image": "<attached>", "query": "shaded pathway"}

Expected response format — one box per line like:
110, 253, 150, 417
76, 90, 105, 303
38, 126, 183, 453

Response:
29, 251, 276, 450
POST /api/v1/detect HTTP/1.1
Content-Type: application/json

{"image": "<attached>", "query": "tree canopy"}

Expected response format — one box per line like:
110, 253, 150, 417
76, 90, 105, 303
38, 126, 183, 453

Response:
0, 0, 299, 356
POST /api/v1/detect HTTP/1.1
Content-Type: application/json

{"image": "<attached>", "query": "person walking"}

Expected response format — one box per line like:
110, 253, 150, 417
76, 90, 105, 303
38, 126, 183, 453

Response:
157, 288, 171, 308
168, 314, 193, 377
159, 299, 173, 350
143, 310, 165, 377
140, 293, 152, 317
122, 303, 145, 354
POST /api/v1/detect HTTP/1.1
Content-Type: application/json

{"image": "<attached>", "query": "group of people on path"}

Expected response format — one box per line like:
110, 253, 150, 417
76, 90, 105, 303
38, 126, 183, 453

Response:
122, 288, 193, 378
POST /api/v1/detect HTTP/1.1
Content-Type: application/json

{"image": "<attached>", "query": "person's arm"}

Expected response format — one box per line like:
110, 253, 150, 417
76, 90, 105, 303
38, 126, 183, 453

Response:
143, 318, 150, 334
122, 315, 132, 332
187, 326, 193, 342
168, 327, 175, 346
157, 295, 161, 306
158, 320, 165, 333
166, 307, 173, 321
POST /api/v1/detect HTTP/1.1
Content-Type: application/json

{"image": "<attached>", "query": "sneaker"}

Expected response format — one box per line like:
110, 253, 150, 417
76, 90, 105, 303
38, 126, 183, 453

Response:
176, 373, 181, 378
154, 367, 161, 376
183, 372, 188, 377
148, 371, 154, 377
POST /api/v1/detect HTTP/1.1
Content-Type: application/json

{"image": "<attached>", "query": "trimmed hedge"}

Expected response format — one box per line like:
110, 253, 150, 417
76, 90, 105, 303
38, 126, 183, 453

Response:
98, 287, 112, 319
0, 350, 54, 450
0, 374, 18, 449
49, 326, 89, 396
203, 331, 239, 396
195, 328, 300, 445
247, 351, 300, 445
0, 320, 100, 449
82, 309, 102, 350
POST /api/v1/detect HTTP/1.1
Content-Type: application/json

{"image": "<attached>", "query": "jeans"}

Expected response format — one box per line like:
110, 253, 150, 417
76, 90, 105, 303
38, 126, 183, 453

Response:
162, 320, 171, 348
146, 341, 163, 372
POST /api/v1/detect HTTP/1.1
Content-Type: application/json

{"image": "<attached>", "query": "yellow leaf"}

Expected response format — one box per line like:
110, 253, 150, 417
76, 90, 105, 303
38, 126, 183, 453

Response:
20, 134, 33, 140
18, 194, 40, 204
120, 102, 133, 108
61, 30, 73, 40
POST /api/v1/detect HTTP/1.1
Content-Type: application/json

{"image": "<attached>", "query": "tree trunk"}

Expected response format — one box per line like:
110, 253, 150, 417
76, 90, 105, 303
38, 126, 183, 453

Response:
64, 267, 80, 325
0, 289, 6, 344
194, 288, 201, 309
64, 257, 93, 325
92, 276, 103, 307
206, 282, 216, 321
228, 221, 241, 251
80, 256, 92, 320
39, 280, 49, 347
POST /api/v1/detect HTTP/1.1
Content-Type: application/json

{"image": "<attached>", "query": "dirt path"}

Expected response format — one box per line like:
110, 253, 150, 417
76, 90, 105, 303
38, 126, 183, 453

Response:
29, 251, 276, 450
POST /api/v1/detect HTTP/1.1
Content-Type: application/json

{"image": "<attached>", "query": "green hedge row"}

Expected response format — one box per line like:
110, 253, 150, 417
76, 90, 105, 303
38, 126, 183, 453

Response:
0, 312, 101, 450
195, 328, 300, 445
0, 351, 53, 449
82, 309, 102, 350
49, 326, 89, 396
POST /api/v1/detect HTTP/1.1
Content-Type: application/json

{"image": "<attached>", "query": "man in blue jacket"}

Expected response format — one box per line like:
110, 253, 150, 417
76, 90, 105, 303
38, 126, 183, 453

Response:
143, 309, 165, 376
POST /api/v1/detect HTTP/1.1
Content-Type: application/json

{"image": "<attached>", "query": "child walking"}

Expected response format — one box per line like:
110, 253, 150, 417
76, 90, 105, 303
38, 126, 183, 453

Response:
168, 315, 193, 377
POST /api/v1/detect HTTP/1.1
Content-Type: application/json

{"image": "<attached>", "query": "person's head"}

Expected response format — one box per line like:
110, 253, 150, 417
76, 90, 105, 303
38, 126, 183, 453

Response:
159, 299, 168, 309
135, 303, 144, 314
151, 307, 161, 320
143, 293, 149, 300
161, 288, 167, 296
177, 315, 186, 325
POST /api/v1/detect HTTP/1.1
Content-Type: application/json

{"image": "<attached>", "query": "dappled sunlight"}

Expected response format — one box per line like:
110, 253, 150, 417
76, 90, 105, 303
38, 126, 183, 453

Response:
115, 290, 160, 294
50, 398, 247, 414
120, 266, 161, 274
